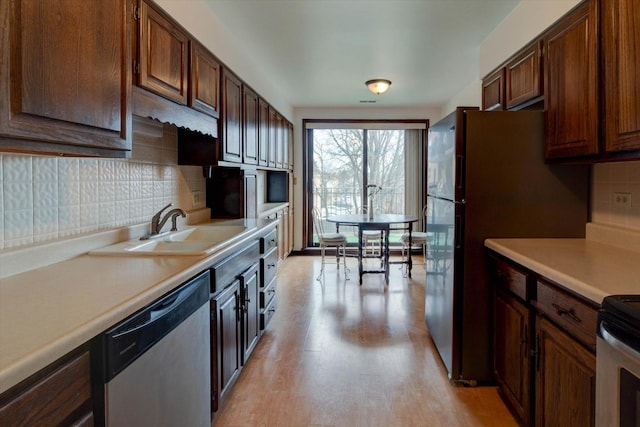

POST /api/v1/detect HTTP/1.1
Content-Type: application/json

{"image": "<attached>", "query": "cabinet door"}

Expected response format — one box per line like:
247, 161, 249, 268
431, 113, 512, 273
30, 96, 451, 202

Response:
282, 119, 290, 169
288, 205, 294, 254
275, 113, 285, 169
211, 282, 241, 412
543, 0, 599, 159
268, 107, 278, 168
240, 264, 260, 364
243, 87, 259, 165
258, 98, 270, 166
482, 68, 505, 111
220, 68, 243, 163
602, 0, 640, 153
0, 0, 131, 157
288, 122, 295, 170
138, 0, 188, 105
494, 290, 531, 425
190, 40, 220, 118
535, 317, 595, 427
244, 172, 257, 219
506, 41, 542, 109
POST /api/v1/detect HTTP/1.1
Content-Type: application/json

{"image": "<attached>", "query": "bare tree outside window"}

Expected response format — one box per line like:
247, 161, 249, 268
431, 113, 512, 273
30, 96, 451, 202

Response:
311, 128, 406, 244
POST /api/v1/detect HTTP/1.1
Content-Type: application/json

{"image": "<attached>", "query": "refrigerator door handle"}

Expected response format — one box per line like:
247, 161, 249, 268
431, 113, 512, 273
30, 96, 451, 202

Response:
426, 195, 465, 204
456, 156, 465, 193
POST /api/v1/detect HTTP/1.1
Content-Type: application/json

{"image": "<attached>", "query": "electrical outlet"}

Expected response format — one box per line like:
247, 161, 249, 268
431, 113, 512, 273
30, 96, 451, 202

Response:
613, 192, 632, 207
192, 190, 201, 207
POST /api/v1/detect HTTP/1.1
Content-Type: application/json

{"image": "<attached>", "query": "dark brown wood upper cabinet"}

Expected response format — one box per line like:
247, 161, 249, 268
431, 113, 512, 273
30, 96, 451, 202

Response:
543, 0, 599, 160
268, 107, 278, 168
0, 0, 131, 157
258, 98, 270, 167
275, 112, 284, 169
287, 122, 294, 170
137, 0, 188, 105
220, 68, 243, 163
482, 68, 505, 111
190, 40, 220, 118
243, 86, 259, 165
506, 41, 543, 109
601, 0, 640, 153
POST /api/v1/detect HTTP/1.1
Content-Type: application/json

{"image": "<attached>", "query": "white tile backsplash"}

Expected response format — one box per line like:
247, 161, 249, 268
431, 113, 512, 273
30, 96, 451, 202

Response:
5, 136, 634, 251
591, 161, 640, 232
0, 127, 205, 250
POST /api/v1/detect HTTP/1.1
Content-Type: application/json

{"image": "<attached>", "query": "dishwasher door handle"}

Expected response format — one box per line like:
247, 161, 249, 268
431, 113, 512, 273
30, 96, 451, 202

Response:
111, 277, 202, 339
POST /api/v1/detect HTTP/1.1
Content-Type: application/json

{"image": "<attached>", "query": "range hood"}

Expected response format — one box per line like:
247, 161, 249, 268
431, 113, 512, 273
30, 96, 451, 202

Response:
132, 86, 218, 139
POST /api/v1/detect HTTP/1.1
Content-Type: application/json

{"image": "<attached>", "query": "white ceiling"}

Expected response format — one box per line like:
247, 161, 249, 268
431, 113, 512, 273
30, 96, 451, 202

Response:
203, 0, 520, 109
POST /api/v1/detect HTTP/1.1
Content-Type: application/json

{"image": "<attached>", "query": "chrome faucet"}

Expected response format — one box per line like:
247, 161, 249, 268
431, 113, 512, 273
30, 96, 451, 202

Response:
149, 203, 186, 236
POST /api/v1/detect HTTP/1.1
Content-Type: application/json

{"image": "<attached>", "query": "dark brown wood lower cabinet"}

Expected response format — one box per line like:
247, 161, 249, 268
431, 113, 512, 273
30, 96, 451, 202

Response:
494, 290, 531, 424
0, 348, 93, 426
490, 253, 596, 426
240, 263, 260, 364
211, 281, 241, 413
535, 317, 596, 427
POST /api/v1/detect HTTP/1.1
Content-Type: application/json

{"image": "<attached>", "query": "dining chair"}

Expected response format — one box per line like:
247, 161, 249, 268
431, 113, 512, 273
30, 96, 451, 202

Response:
401, 204, 430, 267
362, 230, 383, 256
312, 208, 349, 280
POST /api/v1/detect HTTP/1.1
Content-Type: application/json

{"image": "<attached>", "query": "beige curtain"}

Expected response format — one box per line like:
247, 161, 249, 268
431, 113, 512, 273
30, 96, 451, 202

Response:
404, 129, 424, 231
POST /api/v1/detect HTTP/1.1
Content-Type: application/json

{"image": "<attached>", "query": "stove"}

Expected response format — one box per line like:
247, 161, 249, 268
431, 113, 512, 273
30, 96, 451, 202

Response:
597, 295, 640, 427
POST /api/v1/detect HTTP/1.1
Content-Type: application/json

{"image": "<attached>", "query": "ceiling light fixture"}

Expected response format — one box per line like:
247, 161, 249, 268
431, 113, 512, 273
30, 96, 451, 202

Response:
366, 79, 392, 95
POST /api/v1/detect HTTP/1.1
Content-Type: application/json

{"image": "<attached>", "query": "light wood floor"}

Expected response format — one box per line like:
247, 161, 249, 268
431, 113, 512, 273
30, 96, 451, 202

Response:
213, 255, 518, 427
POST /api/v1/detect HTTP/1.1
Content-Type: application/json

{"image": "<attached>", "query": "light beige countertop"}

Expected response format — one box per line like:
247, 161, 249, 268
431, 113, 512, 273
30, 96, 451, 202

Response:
258, 201, 289, 218
0, 218, 277, 394
485, 223, 640, 305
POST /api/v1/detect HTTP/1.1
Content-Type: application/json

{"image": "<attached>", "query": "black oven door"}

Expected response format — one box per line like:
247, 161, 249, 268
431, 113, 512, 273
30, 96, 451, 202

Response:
620, 367, 640, 427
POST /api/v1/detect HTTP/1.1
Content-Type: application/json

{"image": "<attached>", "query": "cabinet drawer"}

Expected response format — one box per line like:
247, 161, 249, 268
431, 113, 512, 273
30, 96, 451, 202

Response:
260, 247, 278, 287
260, 277, 276, 309
260, 296, 277, 330
535, 279, 597, 350
494, 258, 528, 301
260, 229, 277, 254
211, 241, 259, 293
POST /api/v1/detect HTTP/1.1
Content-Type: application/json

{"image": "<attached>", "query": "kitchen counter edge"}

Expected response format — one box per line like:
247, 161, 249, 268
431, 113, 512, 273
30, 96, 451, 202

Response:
485, 237, 640, 305
0, 219, 278, 394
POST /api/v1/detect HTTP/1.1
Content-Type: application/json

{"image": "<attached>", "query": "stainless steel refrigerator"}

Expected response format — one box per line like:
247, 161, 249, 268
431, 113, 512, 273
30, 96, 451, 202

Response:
425, 107, 589, 384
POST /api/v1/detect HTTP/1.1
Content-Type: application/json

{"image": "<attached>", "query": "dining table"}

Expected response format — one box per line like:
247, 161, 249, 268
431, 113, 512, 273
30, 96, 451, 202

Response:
326, 214, 418, 285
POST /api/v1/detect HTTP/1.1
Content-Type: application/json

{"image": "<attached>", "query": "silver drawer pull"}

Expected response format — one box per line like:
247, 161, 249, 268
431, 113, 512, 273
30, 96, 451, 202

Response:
552, 303, 582, 323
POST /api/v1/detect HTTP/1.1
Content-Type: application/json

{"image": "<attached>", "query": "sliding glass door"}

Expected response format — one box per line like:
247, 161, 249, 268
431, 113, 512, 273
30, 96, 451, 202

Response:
308, 125, 423, 247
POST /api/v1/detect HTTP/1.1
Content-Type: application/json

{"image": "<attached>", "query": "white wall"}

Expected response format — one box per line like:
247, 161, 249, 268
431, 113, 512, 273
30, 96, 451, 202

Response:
442, 79, 482, 119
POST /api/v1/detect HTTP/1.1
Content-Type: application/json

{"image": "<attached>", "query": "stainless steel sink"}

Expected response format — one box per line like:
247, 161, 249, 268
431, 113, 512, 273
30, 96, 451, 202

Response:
89, 224, 249, 256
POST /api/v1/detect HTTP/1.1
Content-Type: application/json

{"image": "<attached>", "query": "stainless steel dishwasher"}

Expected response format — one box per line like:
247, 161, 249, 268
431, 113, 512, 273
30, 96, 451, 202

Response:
97, 271, 211, 427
